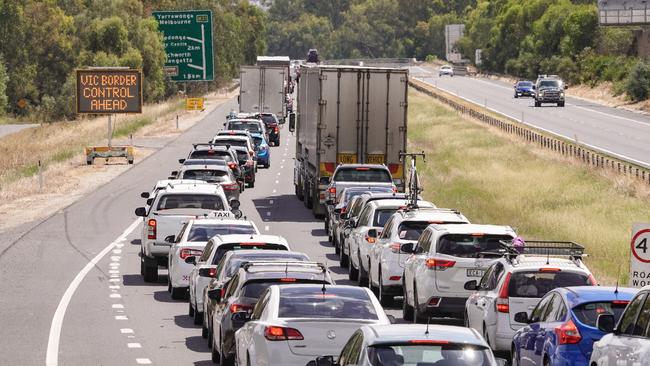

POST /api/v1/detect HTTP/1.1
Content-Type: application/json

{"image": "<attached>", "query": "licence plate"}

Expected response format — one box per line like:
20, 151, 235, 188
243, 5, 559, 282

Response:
337, 153, 357, 164
467, 269, 485, 277
366, 154, 385, 164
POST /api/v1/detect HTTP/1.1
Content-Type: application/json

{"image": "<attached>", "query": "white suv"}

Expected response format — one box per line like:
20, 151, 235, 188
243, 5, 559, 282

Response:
368, 207, 469, 306
591, 285, 650, 366
464, 241, 596, 351
402, 224, 516, 322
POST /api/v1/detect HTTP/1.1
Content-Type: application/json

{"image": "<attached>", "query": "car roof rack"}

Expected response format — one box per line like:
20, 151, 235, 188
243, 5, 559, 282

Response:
499, 240, 586, 262
241, 261, 327, 273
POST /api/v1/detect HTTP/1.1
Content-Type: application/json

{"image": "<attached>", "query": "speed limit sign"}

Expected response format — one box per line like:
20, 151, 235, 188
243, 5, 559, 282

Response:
630, 223, 650, 287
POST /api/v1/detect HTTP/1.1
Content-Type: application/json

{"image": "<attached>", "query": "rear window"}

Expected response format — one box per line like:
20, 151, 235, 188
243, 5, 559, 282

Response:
235, 151, 250, 161
227, 122, 262, 132
517, 82, 532, 87
374, 209, 397, 227
397, 221, 431, 240
189, 150, 232, 161
573, 301, 630, 327
252, 136, 264, 147
258, 115, 277, 125
187, 224, 256, 242
241, 279, 327, 298
333, 168, 392, 183
367, 344, 492, 366
213, 243, 287, 264
225, 253, 309, 277
509, 271, 591, 298
181, 170, 229, 183
278, 286, 378, 319
156, 194, 224, 211
213, 139, 248, 148
437, 234, 513, 258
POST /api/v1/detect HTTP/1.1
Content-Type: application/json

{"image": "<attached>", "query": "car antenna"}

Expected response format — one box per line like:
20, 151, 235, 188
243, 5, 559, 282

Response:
425, 316, 430, 335
321, 262, 327, 294
615, 265, 622, 294
546, 248, 550, 265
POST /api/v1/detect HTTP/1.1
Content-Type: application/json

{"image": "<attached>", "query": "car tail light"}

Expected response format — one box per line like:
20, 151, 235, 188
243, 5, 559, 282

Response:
208, 267, 217, 277
179, 248, 202, 260
392, 186, 398, 192
228, 162, 237, 169
264, 326, 304, 341
555, 319, 582, 344
496, 272, 512, 313
588, 274, 597, 285
612, 300, 630, 306
221, 183, 239, 191
147, 219, 157, 239
365, 235, 377, 244
328, 187, 336, 200
428, 297, 441, 306
539, 268, 561, 272
409, 340, 449, 345
389, 276, 401, 281
229, 304, 253, 313
390, 243, 401, 253
340, 207, 347, 214
240, 242, 265, 246
425, 258, 456, 270
274, 127, 279, 133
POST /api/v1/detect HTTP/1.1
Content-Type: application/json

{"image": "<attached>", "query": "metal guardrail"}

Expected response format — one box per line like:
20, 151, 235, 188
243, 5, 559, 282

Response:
322, 58, 416, 66
409, 78, 650, 185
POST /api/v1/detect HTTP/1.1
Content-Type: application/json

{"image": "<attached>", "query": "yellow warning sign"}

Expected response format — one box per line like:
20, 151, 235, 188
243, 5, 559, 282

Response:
186, 97, 204, 111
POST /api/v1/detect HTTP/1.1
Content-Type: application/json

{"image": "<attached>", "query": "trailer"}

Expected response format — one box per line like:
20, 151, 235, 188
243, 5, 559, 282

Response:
291, 65, 408, 217
239, 65, 287, 121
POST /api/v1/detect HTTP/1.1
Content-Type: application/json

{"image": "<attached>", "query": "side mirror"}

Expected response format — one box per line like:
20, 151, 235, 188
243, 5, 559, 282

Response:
207, 288, 222, 302
232, 311, 251, 323
514, 312, 530, 324
400, 242, 415, 254
367, 229, 378, 238
146, 198, 154, 206
140, 192, 150, 199
185, 256, 197, 265
164, 235, 175, 243
597, 313, 615, 333
170, 170, 178, 177
315, 356, 335, 366
232, 209, 243, 219
464, 280, 478, 291
135, 207, 147, 217
289, 113, 296, 132
230, 199, 241, 209
178, 159, 185, 164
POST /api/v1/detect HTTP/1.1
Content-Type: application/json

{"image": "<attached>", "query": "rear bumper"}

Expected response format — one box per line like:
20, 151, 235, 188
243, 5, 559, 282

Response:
550, 347, 589, 366
424, 296, 467, 317
169, 259, 193, 287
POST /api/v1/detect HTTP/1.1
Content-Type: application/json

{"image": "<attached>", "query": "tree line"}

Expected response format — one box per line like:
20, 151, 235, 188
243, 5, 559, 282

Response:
0, 0, 266, 121
265, 0, 648, 102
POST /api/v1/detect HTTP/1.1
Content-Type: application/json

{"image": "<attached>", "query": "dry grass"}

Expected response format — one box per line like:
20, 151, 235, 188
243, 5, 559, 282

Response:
408, 89, 650, 285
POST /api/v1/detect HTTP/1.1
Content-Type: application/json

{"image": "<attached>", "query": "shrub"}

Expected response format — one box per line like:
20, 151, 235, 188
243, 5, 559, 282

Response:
624, 61, 650, 102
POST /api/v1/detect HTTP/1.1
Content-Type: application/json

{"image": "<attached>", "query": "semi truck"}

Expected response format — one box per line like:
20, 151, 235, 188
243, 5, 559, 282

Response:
239, 65, 287, 122
290, 65, 408, 217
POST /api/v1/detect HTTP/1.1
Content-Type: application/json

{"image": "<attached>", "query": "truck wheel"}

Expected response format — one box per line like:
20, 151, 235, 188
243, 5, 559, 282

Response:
558, 101, 565, 107
305, 186, 313, 209
142, 260, 158, 283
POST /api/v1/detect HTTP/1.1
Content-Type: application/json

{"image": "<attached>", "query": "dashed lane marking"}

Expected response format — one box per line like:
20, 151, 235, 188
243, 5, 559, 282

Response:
110, 294, 122, 299
115, 315, 128, 320
120, 328, 133, 334
46, 218, 140, 366
269, 200, 274, 204
113, 304, 124, 309
128, 343, 142, 349
136, 358, 152, 364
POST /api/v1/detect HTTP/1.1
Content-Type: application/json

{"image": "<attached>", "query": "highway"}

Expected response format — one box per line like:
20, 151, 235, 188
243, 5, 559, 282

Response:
410, 65, 650, 168
0, 97, 410, 365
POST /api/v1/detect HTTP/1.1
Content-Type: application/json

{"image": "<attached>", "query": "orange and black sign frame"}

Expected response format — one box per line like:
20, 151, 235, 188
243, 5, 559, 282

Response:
76, 68, 143, 114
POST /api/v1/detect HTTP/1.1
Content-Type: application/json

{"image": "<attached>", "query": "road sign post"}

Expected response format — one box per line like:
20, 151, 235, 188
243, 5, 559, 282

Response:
153, 10, 214, 82
630, 223, 650, 287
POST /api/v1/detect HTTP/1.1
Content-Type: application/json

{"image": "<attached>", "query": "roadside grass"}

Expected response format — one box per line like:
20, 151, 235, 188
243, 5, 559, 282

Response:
408, 89, 650, 284
0, 97, 184, 186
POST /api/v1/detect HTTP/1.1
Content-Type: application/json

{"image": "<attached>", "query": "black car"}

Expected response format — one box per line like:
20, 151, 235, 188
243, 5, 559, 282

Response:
307, 48, 320, 63
254, 113, 281, 146
232, 146, 256, 188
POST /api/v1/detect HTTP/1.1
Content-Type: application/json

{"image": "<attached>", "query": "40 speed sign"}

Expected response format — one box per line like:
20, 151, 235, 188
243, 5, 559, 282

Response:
630, 223, 650, 287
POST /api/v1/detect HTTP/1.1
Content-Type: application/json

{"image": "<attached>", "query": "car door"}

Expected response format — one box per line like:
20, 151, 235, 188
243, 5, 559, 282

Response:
530, 293, 562, 366
337, 331, 363, 366
518, 293, 554, 366
610, 291, 649, 366
355, 206, 374, 266
214, 274, 240, 349
410, 230, 433, 306
468, 263, 500, 331
238, 289, 271, 363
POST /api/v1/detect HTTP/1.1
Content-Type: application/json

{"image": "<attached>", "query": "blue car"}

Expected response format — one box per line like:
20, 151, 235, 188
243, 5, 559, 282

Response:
251, 133, 270, 168
514, 80, 535, 98
511, 286, 637, 366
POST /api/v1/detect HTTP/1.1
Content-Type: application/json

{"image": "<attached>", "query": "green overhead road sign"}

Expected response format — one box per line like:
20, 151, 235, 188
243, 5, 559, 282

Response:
153, 10, 214, 82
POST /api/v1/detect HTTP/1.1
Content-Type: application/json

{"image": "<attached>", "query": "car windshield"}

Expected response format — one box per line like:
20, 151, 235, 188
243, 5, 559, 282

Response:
225, 253, 309, 277
397, 221, 432, 240
181, 170, 229, 183
509, 271, 591, 298
333, 168, 392, 183
213, 139, 248, 148
539, 80, 560, 88
374, 209, 398, 227
252, 136, 264, 148
278, 287, 378, 319
156, 194, 224, 211
367, 344, 493, 366
437, 234, 513, 258
518, 82, 532, 87
227, 122, 262, 132
213, 243, 287, 265
573, 301, 630, 327
189, 150, 232, 161
187, 224, 256, 242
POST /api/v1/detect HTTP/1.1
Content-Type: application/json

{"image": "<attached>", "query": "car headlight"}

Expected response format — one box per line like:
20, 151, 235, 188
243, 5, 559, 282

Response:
560, 92, 565, 97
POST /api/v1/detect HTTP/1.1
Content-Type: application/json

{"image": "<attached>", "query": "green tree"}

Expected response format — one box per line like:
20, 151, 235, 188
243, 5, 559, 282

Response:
0, 56, 8, 114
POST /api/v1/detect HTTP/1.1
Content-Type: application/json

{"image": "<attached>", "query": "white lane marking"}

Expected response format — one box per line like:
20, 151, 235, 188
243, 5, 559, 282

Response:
128, 335, 135, 339
120, 328, 133, 334
112, 249, 122, 254
280, 166, 284, 169
109, 285, 120, 290
110, 256, 121, 261
281, 159, 285, 163
429, 82, 650, 168
46, 218, 140, 366
269, 200, 274, 204
573, 104, 650, 128
136, 359, 152, 364
272, 189, 276, 193
115, 243, 124, 248
115, 315, 128, 320
109, 278, 120, 283
277, 172, 281, 176
113, 304, 124, 309
110, 274, 119, 278
127, 343, 142, 349
264, 225, 270, 231
110, 293, 122, 298
275, 180, 279, 184
109, 270, 120, 274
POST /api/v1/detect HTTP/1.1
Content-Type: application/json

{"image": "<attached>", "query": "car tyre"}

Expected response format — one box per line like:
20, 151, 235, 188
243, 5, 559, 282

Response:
207, 324, 213, 347
402, 280, 414, 321
295, 183, 304, 201
211, 335, 220, 363
511, 346, 519, 366
189, 301, 195, 317
202, 322, 208, 339
167, 278, 172, 293
413, 285, 426, 324
334, 235, 340, 255
348, 252, 359, 281
514, 94, 519, 98
142, 261, 158, 283
558, 101, 565, 107
339, 244, 349, 267
220, 339, 234, 366
378, 270, 393, 307
194, 310, 203, 325
358, 258, 368, 287
170, 286, 186, 300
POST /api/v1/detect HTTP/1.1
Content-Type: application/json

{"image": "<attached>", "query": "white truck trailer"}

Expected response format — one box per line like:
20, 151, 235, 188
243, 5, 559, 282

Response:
239, 65, 287, 121
290, 65, 408, 217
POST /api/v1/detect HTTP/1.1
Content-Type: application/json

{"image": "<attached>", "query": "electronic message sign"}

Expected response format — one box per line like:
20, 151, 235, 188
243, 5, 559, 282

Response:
76, 69, 143, 114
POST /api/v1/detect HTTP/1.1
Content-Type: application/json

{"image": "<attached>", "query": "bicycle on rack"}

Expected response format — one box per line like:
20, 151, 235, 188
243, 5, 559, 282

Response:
399, 151, 426, 207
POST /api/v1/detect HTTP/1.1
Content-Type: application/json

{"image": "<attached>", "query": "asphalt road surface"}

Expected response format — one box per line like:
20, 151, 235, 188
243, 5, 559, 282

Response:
0, 97, 422, 366
410, 65, 650, 168
0, 123, 38, 138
